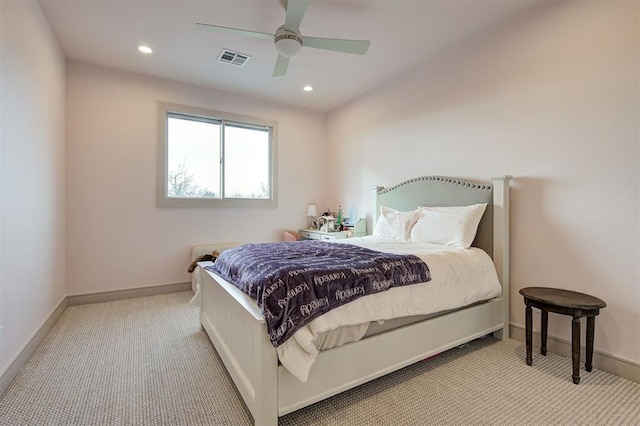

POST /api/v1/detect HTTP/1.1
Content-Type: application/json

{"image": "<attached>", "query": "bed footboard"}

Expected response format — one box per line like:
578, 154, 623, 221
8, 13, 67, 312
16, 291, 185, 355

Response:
201, 263, 505, 426
277, 297, 504, 415
200, 263, 278, 425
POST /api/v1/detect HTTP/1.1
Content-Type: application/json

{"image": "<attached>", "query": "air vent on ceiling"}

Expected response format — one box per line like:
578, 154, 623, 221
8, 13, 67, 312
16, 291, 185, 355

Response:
217, 49, 251, 68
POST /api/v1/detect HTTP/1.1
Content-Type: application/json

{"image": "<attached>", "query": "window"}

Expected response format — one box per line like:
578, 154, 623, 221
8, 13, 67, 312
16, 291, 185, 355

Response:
157, 103, 277, 207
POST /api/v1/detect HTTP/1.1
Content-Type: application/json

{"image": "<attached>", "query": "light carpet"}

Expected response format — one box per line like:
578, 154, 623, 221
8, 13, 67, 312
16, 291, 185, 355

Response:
0, 291, 638, 425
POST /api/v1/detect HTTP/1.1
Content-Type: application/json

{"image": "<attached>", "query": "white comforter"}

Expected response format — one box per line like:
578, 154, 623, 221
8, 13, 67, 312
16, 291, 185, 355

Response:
276, 236, 502, 382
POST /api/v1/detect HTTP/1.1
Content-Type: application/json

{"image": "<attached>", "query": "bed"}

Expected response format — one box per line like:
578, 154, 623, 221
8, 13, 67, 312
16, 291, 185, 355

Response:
198, 175, 511, 425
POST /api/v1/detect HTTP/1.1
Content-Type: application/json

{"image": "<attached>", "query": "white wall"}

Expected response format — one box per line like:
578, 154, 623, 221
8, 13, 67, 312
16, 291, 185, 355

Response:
326, 2, 639, 365
0, 1, 66, 374
66, 62, 326, 294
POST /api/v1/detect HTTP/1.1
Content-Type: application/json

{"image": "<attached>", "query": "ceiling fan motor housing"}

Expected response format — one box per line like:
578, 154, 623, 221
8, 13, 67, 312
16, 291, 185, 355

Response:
274, 26, 303, 57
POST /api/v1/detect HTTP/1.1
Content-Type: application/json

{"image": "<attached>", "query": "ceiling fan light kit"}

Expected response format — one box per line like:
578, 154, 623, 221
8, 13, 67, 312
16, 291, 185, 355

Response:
274, 27, 303, 58
196, 0, 371, 77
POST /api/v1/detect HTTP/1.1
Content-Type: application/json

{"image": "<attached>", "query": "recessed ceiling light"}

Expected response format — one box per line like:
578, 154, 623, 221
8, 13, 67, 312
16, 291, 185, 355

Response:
138, 45, 153, 54
303, 86, 313, 92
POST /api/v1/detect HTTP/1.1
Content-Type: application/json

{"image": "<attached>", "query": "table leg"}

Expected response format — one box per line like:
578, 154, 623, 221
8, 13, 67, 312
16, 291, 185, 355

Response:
525, 303, 532, 366
586, 316, 595, 372
572, 316, 581, 384
541, 310, 548, 356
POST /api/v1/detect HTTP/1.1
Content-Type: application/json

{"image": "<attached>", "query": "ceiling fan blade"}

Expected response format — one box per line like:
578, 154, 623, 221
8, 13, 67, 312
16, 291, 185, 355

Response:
273, 55, 290, 77
284, 0, 309, 31
195, 23, 274, 40
302, 36, 370, 55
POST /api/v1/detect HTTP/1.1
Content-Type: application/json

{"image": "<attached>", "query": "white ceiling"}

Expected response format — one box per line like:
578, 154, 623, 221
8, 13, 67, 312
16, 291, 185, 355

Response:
38, 0, 540, 112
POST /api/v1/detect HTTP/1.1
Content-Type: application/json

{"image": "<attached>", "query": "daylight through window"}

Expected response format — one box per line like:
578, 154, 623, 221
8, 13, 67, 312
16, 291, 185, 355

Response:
158, 103, 277, 208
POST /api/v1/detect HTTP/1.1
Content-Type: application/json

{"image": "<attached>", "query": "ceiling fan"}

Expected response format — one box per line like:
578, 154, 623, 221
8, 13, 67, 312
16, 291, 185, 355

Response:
196, 0, 371, 77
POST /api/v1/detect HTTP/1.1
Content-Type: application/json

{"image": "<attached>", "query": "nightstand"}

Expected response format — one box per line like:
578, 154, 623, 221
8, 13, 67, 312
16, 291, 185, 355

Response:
298, 229, 350, 240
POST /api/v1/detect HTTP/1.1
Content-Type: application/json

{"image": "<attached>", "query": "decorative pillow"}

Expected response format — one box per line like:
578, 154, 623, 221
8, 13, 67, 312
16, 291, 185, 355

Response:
410, 203, 487, 248
373, 206, 422, 241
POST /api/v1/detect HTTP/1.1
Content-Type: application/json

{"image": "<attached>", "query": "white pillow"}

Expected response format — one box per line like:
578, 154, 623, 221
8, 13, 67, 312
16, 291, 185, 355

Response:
410, 203, 487, 248
373, 206, 422, 242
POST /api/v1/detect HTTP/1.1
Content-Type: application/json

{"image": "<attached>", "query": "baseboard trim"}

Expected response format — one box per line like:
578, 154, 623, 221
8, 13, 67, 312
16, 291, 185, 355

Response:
510, 323, 639, 383
2, 297, 637, 399
1, 281, 192, 397
0, 296, 68, 396
67, 281, 192, 306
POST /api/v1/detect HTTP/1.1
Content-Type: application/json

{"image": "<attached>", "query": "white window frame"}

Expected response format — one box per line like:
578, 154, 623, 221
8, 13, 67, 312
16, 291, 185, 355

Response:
157, 102, 278, 208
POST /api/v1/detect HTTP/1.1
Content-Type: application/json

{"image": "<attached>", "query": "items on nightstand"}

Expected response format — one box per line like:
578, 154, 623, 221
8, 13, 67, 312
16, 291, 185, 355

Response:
342, 217, 366, 237
316, 215, 336, 232
307, 205, 359, 233
306, 204, 318, 229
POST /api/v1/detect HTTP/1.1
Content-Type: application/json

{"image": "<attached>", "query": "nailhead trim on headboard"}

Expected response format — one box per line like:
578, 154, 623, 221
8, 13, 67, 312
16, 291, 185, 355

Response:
378, 176, 492, 194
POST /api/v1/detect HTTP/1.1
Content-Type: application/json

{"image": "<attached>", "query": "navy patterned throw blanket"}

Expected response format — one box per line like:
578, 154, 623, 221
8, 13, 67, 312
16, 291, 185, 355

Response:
205, 240, 431, 347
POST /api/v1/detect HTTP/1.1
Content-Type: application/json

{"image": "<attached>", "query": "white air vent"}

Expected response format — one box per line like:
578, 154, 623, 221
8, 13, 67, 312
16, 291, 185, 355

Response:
217, 49, 251, 68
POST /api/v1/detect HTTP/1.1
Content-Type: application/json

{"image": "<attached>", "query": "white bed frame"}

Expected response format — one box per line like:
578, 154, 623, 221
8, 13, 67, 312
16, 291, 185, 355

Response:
199, 176, 511, 425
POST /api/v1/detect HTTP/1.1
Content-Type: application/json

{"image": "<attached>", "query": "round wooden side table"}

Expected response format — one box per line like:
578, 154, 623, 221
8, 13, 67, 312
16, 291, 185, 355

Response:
519, 286, 606, 384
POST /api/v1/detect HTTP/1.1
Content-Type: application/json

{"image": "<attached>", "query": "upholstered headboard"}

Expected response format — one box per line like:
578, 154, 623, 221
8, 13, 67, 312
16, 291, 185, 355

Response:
373, 176, 509, 261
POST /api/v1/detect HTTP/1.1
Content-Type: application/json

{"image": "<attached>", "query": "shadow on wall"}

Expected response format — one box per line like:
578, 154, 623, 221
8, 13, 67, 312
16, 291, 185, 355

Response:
509, 176, 617, 349
356, 1, 569, 128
